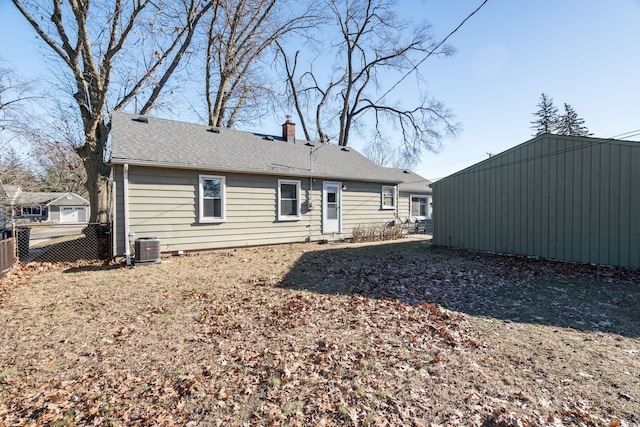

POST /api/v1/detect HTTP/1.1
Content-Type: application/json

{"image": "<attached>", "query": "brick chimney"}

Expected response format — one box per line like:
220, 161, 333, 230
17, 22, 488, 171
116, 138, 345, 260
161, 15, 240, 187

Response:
282, 116, 296, 143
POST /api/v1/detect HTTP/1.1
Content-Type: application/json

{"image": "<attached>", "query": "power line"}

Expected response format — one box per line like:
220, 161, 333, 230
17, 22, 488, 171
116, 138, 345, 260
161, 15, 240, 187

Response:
375, 0, 490, 104
608, 128, 640, 139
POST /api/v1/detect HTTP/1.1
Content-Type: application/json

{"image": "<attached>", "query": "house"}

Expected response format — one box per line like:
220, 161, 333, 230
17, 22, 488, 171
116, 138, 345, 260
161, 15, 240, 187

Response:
110, 112, 430, 259
380, 168, 433, 220
0, 185, 90, 224
382, 168, 433, 233
430, 134, 640, 269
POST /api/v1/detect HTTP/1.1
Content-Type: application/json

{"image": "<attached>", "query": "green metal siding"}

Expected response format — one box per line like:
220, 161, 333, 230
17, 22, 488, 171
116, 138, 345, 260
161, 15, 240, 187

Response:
432, 135, 640, 269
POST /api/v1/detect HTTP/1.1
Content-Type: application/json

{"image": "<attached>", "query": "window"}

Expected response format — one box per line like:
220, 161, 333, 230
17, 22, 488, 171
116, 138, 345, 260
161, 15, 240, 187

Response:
410, 195, 430, 218
21, 206, 41, 216
199, 175, 225, 222
278, 179, 301, 220
381, 186, 396, 209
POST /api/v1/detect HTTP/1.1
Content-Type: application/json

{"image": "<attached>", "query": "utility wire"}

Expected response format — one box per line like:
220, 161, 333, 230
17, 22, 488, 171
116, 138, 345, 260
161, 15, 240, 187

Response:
375, 0, 490, 104
608, 128, 640, 139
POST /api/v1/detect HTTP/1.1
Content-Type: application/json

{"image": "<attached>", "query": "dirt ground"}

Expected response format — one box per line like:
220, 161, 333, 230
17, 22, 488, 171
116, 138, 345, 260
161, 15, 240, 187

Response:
0, 238, 638, 426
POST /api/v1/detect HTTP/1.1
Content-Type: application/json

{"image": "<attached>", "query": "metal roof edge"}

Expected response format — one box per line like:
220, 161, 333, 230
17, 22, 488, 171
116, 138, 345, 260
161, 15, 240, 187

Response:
430, 134, 639, 187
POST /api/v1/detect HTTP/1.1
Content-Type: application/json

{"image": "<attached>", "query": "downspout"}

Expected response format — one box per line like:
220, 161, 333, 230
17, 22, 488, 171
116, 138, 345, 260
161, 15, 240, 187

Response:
308, 145, 314, 242
395, 185, 400, 221
111, 179, 117, 260
308, 176, 314, 242
123, 164, 131, 266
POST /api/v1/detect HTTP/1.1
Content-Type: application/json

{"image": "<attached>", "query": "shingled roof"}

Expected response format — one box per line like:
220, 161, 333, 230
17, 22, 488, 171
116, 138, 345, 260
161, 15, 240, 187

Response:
110, 112, 403, 184
382, 168, 432, 193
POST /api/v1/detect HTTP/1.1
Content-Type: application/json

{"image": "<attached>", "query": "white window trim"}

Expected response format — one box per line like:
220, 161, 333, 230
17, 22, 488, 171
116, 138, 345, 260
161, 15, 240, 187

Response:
278, 179, 301, 221
410, 194, 427, 219
381, 185, 396, 209
199, 175, 226, 223
410, 194, 432, 219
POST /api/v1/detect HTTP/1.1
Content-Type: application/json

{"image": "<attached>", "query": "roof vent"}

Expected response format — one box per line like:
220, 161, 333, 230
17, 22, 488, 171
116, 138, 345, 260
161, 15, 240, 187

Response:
207, 127, 220, 133
341, 147, 350, 152
263, 136, 274, 141
403, 170, 410, 174
133, 116, 149, 123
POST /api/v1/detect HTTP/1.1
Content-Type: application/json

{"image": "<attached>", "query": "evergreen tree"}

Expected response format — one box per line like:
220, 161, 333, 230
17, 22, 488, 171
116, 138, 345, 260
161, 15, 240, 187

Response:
558, 103, 592, 136
530, 93, 559, 136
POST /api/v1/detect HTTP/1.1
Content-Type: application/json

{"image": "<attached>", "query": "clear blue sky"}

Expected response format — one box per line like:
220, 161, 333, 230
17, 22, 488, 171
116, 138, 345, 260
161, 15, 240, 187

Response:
1, 0, 639, 180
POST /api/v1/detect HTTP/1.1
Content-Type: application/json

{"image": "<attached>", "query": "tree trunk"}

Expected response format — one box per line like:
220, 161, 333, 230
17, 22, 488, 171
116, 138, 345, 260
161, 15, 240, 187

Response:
83, 163, 111, 224
77, 121, 111, 224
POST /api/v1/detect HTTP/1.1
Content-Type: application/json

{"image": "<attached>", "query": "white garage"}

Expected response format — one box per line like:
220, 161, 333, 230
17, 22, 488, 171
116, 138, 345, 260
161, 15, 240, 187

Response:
60, 206, 88, 223
47, 193, 91, 223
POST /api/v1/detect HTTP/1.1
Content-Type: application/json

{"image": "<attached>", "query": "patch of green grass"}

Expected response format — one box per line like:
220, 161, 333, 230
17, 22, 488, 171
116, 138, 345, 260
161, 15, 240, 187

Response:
358, 361, 374, 378
363, 411, 376, 426
267, 374, 282, 388
337, 405, 352, 422
0, 369, 20, 382
134, 385, 151, 395
281, 400, 304, 416
375, 388, 391, 399
52, 410, 75, 427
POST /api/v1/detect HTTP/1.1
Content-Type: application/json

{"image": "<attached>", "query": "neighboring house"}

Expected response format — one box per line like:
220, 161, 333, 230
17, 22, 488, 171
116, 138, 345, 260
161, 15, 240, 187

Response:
0, 185, 17, 227
110, 112, 430, 258
0, 184, 90, 223
430, 134, 640, 269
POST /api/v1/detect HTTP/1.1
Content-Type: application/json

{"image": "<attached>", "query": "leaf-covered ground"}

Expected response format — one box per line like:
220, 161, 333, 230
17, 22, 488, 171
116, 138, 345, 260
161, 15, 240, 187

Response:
0, 238, 638, 426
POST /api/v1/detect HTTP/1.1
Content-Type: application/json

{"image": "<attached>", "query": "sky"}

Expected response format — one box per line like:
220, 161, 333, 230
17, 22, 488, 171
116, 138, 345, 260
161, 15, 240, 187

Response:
1, 0, 639, 181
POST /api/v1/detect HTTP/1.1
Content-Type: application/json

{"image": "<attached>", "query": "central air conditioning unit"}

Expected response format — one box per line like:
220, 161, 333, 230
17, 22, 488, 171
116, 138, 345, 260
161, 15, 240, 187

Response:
134, 237, 161, 265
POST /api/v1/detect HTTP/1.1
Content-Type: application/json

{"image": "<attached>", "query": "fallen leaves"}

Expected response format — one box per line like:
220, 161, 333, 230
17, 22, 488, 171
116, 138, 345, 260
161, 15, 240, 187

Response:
1, 241, 638, 425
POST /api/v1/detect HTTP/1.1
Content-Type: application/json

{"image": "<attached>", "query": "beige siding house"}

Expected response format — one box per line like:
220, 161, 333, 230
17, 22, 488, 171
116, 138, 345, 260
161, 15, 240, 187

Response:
381, 169, 432, 220
110, 113, 427, 261
430, 134, 640, 269
382, 168, 433, 233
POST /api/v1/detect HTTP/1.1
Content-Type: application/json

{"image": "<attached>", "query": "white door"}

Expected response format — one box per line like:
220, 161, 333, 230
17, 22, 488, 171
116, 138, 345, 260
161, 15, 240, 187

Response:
60, 207, 85, 223
323, 181, 341, 234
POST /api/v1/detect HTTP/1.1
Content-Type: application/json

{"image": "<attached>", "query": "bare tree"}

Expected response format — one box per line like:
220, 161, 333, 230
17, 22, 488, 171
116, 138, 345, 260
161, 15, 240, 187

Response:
0, 60, 41, 195
12, 0, 213, 222
363, 137, 412, 168
33, 104, 87, 195
0, 60, 38, 136
0, 147, 40, 191
278, 0, 458, 161
205, 0, 316, 128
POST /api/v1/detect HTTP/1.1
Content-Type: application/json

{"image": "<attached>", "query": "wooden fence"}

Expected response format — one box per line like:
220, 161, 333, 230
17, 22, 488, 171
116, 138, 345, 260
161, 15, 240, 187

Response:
0, 238, 15, 278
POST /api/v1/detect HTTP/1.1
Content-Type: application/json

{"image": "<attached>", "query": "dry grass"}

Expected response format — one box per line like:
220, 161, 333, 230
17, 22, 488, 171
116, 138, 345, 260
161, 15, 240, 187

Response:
0, 239, 638, 426
350, 222, 404, 243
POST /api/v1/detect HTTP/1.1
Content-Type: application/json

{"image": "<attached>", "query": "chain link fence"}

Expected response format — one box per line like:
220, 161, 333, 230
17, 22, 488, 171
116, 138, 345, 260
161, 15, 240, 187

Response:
1, 223, 112, 264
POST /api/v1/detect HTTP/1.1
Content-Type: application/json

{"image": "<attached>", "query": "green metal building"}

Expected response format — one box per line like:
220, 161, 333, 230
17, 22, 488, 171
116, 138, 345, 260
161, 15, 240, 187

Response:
431, 134, 640, 269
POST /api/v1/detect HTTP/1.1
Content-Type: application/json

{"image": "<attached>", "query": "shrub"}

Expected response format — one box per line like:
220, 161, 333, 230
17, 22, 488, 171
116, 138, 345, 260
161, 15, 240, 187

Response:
350, 222, 404, 243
